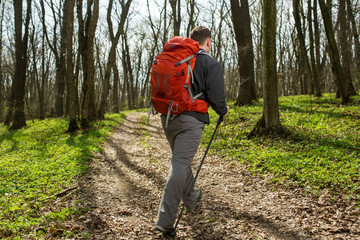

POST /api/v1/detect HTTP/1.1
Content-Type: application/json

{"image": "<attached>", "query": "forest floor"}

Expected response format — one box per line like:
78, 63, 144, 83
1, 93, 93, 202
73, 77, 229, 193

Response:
70, 112, 360, 240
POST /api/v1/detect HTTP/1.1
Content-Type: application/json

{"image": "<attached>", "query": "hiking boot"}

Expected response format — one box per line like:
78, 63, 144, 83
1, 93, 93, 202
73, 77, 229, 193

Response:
154, 225, 176, 237
187, 188, 202, 212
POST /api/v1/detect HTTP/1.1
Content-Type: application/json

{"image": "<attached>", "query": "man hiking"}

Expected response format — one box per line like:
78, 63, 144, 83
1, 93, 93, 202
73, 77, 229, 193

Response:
154, 26, 229, 236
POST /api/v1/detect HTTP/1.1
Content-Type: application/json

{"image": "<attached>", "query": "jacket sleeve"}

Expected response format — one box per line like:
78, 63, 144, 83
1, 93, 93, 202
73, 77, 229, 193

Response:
205, 59, 228, 116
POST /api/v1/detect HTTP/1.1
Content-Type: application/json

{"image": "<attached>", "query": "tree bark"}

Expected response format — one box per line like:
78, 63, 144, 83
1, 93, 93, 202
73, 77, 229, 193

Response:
346, 0, 360, 82
293, 0, 315, 95
313, 0, 322, 88
112, 63, 120, 112
40, 0, 65, 117
307, 0, 322, 97
121, 34, 132, 109
318, 0, 350, 103
98, 0, 132, 119
186, 0, 196, 37
10, 0, 31, 130
162, 0, 168, 46
30, 26, 44, 120
338, 0, 357, 96
63, 0, 78, 132
78, 0, 99, 128
249, 0, 283, 137
39, 25, 48, 120
230, 0, 257, 106
142, 0, 162, 108
170, 0, 181, 36
121, 33, 135, 109
0, 1, 4, 122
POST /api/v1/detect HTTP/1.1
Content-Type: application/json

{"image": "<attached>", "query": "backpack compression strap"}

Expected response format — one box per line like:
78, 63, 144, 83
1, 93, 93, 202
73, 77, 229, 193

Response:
175, 54, 200, 103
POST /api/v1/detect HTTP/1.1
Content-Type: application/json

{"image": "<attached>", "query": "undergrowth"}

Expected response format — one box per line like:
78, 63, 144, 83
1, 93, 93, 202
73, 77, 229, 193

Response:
0, 113, 126, 239
203, 93, 360, 204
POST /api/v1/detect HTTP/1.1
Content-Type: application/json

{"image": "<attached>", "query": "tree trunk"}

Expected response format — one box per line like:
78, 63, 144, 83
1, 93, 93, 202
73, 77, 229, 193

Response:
40, 0, 62, 117
39, 26, 47, 120
346, 0, 360, 83
318, 0, 350, 103
121, 34, 132, 109
338, 0, 357, 96
170, 0, 181, 36
186, 0, 196, 37
0, 1, 4, 122
98, 0, 131, 119
293, 0, 315, 95
162, 0, 168, 46
122, 33, 135, 109
313, 0, 322, 89
142, 0, 162, 108
112, 63, 120, 112
249, 0, 283, 137
78, 0, 99, 128
214, 1, 226, 61
55, 60, 65, 117
74, 47, 81, 119
230, 0, 257, 106
10, 0, 31, 130
307, 0, 322, 97
133, 46, 142, 108
30, 27, 44, 120
63, 0, 78, 132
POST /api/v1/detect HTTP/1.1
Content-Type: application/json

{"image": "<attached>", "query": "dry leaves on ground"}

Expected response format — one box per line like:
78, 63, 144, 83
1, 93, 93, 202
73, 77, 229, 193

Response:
67, 112, 359, 240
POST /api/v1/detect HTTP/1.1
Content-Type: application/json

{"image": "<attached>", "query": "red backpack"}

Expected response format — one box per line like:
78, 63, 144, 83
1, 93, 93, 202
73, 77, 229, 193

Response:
149, 36, 208, 126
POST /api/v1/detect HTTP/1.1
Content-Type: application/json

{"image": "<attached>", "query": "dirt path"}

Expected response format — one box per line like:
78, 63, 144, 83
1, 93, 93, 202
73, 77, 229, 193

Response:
74, 112, 360, 239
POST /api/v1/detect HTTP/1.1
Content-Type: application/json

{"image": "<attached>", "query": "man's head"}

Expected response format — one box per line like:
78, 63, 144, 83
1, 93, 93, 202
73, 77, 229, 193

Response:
190, 26, 211, 53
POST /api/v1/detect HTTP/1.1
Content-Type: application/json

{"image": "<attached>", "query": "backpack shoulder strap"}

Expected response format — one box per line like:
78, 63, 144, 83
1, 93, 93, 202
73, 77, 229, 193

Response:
197, 49, 206, 55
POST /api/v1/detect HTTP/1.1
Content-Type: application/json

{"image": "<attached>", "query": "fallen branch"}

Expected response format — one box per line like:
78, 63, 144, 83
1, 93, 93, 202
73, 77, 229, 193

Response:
53, 186, 77, 198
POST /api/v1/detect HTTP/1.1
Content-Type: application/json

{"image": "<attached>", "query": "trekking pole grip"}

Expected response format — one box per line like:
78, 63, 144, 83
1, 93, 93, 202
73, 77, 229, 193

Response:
217, 115, 224, 125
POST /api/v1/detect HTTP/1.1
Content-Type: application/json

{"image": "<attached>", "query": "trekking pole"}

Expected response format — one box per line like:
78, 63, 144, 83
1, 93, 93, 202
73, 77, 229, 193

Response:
173, 115, 224, 234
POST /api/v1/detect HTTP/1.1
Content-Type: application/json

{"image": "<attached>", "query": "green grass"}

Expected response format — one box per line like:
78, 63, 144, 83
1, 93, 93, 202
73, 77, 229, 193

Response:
1, 94, 360, 238
0, 112, 126, 239
204, 93, 360, 203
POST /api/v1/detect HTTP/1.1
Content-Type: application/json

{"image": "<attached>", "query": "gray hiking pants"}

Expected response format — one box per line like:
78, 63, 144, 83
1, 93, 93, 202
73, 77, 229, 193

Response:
156, 114, 205, 228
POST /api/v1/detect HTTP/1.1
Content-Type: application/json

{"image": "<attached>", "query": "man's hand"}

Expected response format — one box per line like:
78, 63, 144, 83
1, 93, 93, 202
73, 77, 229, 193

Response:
224, 106, 230, 118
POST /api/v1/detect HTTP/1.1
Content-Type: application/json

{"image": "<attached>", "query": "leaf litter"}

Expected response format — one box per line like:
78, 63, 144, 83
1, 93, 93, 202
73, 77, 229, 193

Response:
66, 112, 359, 239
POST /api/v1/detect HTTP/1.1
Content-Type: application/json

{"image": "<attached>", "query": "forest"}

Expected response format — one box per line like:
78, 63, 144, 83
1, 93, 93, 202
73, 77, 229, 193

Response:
1, 0, 360, 239
0, 0, 358, 131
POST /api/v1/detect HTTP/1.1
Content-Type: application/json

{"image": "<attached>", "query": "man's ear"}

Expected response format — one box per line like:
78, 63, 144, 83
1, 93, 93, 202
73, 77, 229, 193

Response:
206, 38, 211, 47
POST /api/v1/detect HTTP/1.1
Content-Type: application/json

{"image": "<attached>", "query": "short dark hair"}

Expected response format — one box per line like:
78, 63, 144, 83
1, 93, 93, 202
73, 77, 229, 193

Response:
190, 26, 211, 45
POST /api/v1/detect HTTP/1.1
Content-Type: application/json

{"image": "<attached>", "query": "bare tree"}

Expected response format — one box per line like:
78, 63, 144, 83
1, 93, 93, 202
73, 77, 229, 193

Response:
307, 0, 322, 97
29, 22, 44, 120
169, 0, 181, 36
98, 0, 132, 119
39, 0, 67, 117
346, 0, 360, 84
230, 0, 257, 105
318, 0, 350, 103
162, 0, 169, 45
185, 0, 197, 37
249, 0, 283, 137
313, 0, 322, 88
39, 19, 50, 120
121, 30, 134, 109
338, 0, 357, 96
63, 0, 78, 132
0, 0, 4, 121
8, 0, 31, 130
77, 0, 100, 127
8, 0, 32, 130
293, 0, 315, 95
